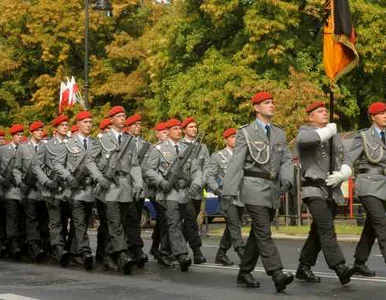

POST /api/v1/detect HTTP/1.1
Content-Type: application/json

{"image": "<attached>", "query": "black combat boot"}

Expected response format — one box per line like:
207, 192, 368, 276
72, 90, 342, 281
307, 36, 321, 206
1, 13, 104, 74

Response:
237, 271, 260, 288
134, 247, 148, 268
157, 255, 175, 269
30, 242, 45, 263
82, 252, 94, 271
354, 260, 376, 277
295, 263, 321, 283
118, 252, 135, 275
56, 245, 71, 267
104, 254, 118, 272
272, 270, 294, 292
178, 254, 192, 272
192, 247, 206, 264
215, 247, 233, 266
335, 263, 355, 285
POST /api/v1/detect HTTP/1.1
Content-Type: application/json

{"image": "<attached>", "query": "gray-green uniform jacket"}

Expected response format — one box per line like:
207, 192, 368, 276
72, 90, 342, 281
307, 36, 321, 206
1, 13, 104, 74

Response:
85, 131, 143, 203
54, 134, 95, 203
144, 139, 202, 203
136, 136, 152, 198
182, 137, 209, 200
206, 147, 244, 207
297, 124, 348, 204
13, 140, 42, 200
0, 143, 20, 200
346, 126, 386, 201
33, 137, 67, 200
222, 121, 293, 209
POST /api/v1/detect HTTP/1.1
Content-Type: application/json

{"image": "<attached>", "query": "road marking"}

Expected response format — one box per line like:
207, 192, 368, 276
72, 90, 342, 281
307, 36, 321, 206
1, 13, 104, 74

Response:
178, 262, 386, 283
0, 294, 39, 300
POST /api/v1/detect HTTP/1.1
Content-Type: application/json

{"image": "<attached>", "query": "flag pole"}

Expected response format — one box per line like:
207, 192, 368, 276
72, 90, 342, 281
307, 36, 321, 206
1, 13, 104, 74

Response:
328, 87, 335, 200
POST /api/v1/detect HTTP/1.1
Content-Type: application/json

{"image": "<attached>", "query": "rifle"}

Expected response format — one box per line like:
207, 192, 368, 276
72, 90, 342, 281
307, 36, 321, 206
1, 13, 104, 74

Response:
0, 156, 17, 189
137, 141, 151, 166
94, 134, 134, 196
63, 151, 88, 200
163, 133, 204, 190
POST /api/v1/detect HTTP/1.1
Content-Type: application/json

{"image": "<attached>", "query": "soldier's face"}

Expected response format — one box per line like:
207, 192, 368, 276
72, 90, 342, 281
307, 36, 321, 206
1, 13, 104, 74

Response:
169, 126, 182, 141
184, 122, 197, 139
12, 132, 23, 145
32, 128, 44, 141
56, 122, 69, 136
309, 107, 329, 126
226, 135, 236, 149
77, 118, 92, 136
156, 129, 168, 142
254, 100, 275, 118
103, 125, 112, 133
371, 111, 386, 128
129, 122, 141, 136
0, 136, 4, 145
111, 113, 126, 130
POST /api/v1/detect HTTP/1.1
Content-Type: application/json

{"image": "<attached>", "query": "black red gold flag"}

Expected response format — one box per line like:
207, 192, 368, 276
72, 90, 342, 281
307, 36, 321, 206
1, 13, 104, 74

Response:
323, 0, 359, 82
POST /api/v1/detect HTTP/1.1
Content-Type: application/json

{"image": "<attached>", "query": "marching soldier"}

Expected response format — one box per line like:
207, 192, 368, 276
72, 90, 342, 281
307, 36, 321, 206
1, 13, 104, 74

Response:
222, 92, 294, 292
54, 111, 95, 270
206, 128, 244, 266
148, 122, 170, 260
0, 124, 24, 260
0, 129, 6, 257
295, 101, 355, 285
181, 117, 208, 264
13, 121, 51, 262
343, 102, 386, 277
85, 106, 147, 275
32, 115, 72, 266
144, 118, 203, 272
94, 118, 112, 264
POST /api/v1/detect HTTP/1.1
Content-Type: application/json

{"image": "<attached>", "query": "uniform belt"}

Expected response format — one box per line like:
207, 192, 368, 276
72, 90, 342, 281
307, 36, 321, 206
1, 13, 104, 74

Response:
357, 168, 386, 176
243, 170, 277, 180
301, 178, 327, 188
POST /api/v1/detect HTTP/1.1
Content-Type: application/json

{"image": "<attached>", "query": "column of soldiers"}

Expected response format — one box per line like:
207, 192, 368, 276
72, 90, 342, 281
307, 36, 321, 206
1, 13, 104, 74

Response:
0, 93, 386, 293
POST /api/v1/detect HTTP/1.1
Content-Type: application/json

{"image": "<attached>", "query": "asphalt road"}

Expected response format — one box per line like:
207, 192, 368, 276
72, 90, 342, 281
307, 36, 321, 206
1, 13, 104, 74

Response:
0, 230, 385, 300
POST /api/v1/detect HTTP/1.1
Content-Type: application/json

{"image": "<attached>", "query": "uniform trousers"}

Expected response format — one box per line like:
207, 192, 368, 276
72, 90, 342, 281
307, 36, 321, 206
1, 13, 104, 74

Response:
69, 200, 94, 255
150, 199, 161, 249
46, 199, 72, 249
219, 204, 244, 251
24, 198, 50, 248
4, 199, 22, 249
0, 201, 6, 245
240, 205, 283, 275
354, 196, 386, 263
105, 201, 141, 254
96, 199, 109, 258
182, 199, 202, 249
164, 201, 189, 257
299, 197, 345, 269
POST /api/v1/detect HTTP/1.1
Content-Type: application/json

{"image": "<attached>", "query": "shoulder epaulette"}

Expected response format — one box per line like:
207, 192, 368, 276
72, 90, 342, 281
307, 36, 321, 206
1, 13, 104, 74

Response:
239, 124, 249, 129
272, 123, 284, 131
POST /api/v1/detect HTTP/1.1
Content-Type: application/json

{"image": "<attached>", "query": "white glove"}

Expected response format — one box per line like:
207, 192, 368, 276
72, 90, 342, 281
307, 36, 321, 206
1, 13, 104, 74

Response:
316, 123, 337, 142
325, 164, 352, 187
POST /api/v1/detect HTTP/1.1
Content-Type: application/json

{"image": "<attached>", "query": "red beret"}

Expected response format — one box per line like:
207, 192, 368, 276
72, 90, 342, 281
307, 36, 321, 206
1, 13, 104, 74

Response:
71, 125, 78, 133
0, 129, 5, 136
99, 118, 112, 130
75, 111, 92, 121
29, 121, 44, 132
165, 118, 182, 128
223, 128, 237, 139
181, 117, 196, 128
368, 102, 386, 115
126, 114, 142, 126
52, 115, 69, 127
109, 106, 125, 117
306, 102, 326, 114
154, 122, 167, 131
9, 124, 24, 135
251, 92, 273, 104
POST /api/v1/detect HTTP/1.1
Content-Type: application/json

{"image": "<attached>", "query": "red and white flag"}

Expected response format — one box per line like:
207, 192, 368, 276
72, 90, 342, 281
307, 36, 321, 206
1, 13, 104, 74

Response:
59, 76, 85, 113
